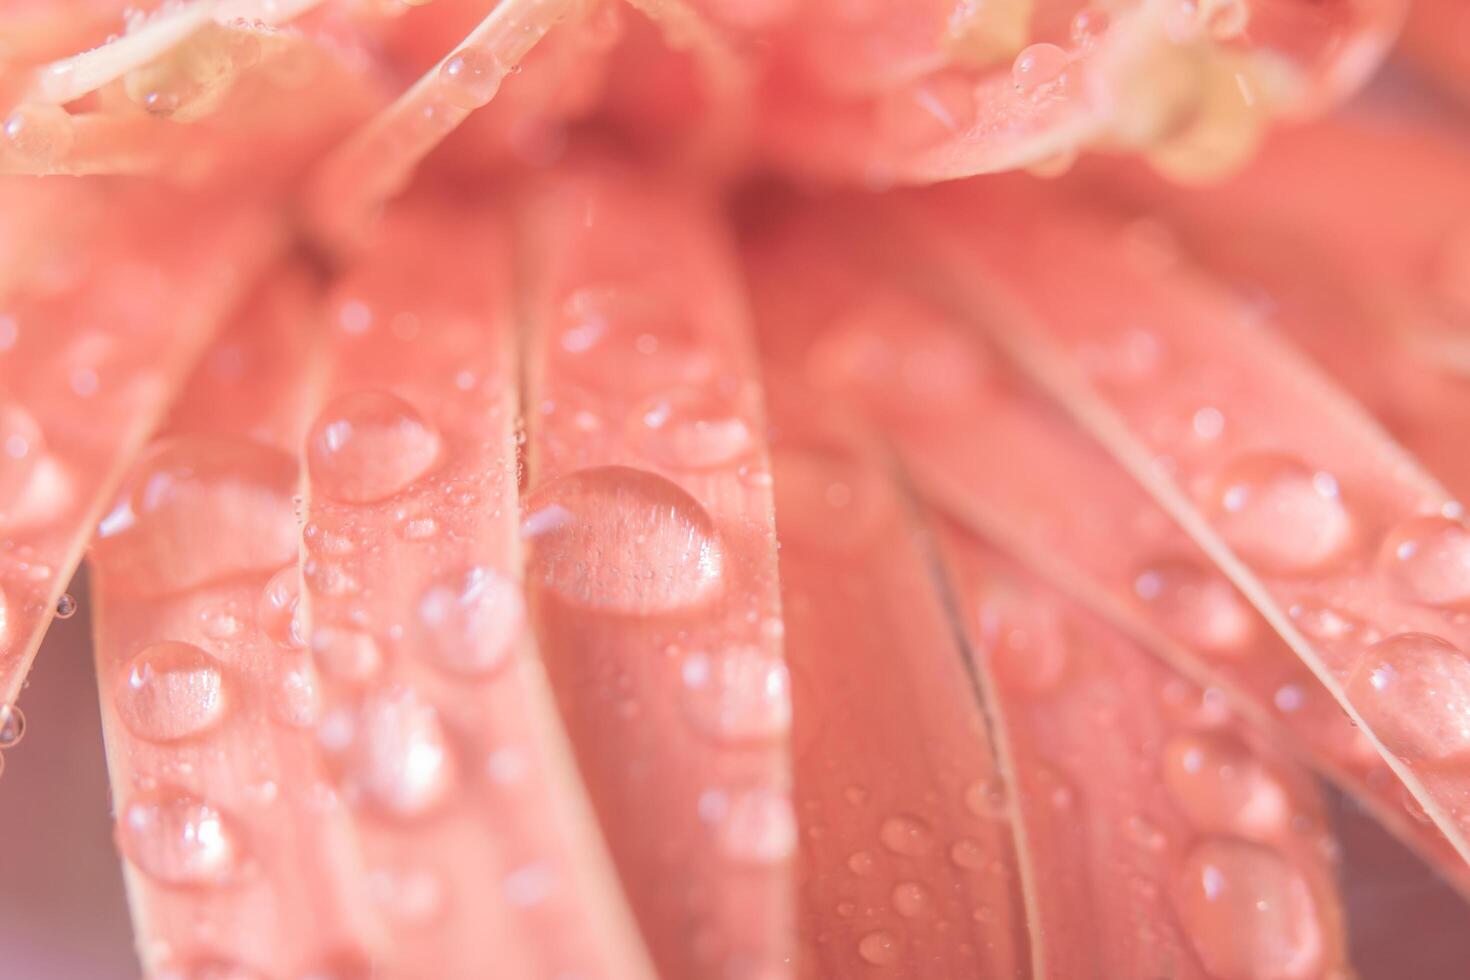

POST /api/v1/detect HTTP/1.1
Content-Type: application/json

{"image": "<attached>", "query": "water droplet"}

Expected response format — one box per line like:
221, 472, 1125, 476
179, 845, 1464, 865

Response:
680, 647, 791, 743
858, 930, 902, 966
271, 663, 322, 729
92, 437, 298, 596
311, 627, 383, 683
978, 592, 1069, 694
1345, 633, 1470, 764
880, 814, 935, 856
1377, 516, 1470, 608
556, 285, 713, 393
437, 46, 503, 109
1288, 602, 1361, 641
54, 593, 77, 620
523, 466, 724, 614
0, 704, 25, 747
1175, 840, 1324, 980
1070, 7, 1110, 46
308, 391, 440, 504
117, 642, 227, 743
716, 788, 797, 865
351, 686, 456, 818
119, 796, 241, 886
848, 850, 876, 875
892, 880, 933, 918
0, 400, 45, 510
631, 389, 754, 470
964, 778, 1009, 820
1209, 454, 1354, 575
950, 838, 989, 871
2, 103, 74, 164
1011, 43, 1068, 96
1133, 558, 1255, 655
1124, 815, 1168, 852
415, 566, 523, 676
1163, 733, 1289, 839
258, 567, 305, 649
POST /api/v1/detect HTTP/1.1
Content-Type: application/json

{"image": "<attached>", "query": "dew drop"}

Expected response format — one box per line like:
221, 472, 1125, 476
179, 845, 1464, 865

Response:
414, 565, 523, 676
117, 641, 227, 743
1175, 840, 1324, 980
1133, 558, 1255, 655
963, 778, 1009, 820
0, 400, 45, 510
680, 647, 792, 743
351, 686, 456, 818
1377, 516, 1470, 608
858, 930, 902, 966
1163, 733, 1289, 839
950, 838, 989, 871
307, 391, 441, 504
848, 850, 876, 875
1070, 7, 1110, 46
880, 813, 935, 856
258, 567, 305, 650
631, 389, 755, 470
437, 46, 503, 109
523, 466, 724, 614
310, 627, 383, 683
1209, 454, 1354, 575
271, 663, 322, 729
892, 880, 934, 918
1345, 633, 1470, 765
119, 796, 241, 886
54, 592, 77, 620
92, 437, 298, 596
0, 704, 25, 748
716, 788, 797, 865
2, 103, 75, 164
1011, 43, 1068, 96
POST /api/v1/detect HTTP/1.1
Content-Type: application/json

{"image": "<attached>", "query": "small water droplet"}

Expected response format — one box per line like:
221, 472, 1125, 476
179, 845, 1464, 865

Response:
119, 796, 241, 886
680, 647, 791, 743
1069, 7, 1110, 46
437, 46, 504, 109
308, 391, 440, 504
892, 880, 933, 918
1011, 43, 1068, 96
1377, 516, 1470, 608
1345, 633, 1470, 764
271, 663, 322, 729
950, 837, 989, 871
556, 285, 713, 393
2, 103, 74, 164
311, 627, 383, 683
1164, 733, 1289, 839
858, 930, 902, 966
848, 850, 876, 875
54, 593, 77, 620
1209, 454, 1354, 575
0, 400, 46, 510
880, 813, 935, 856
415, 566, 523, 676
117, 641, 227, 743
0, 704, 26, 748
964, 778, 1009, 820
523, 466, 724, 614
1175, 839, 1324, 980
258, 567, 305, 649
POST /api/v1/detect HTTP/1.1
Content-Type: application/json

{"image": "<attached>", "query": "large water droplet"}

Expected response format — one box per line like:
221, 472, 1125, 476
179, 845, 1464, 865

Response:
1377, 516, 1470, 608
680, 647, 791, 743
716, 788, 797, 865
415, 565, 523, 676
92, 437, 298, 596
879, 813, 935, 856
1345, 633, 1470, 765
351, 686, 456, 819
1133, 558, 1255, 655
1209, 454, 1354, 575
117, 641, 227, 743
119, 796, 241, 886
1175, 840, 1324, 980
1011, 43, 1068, 96
308, 391, 440, 504
2, 103, 74, 165
523, 466, 724, 614
631, 389, 754, 470
1163, 733, 1289, 839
